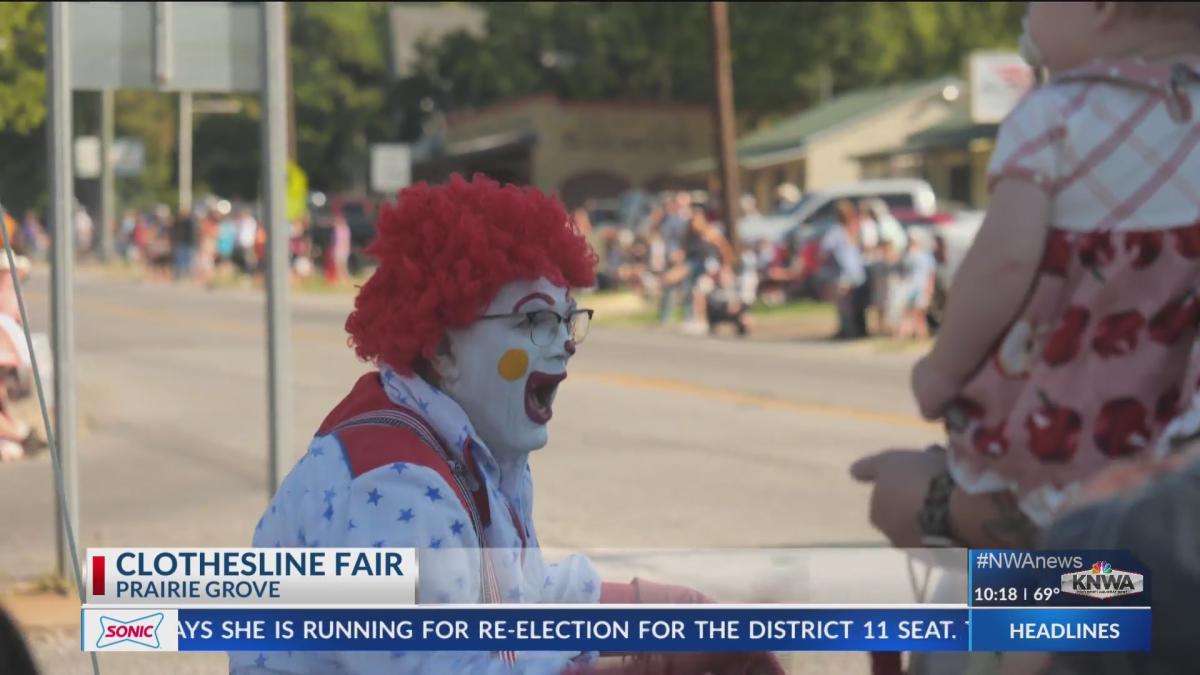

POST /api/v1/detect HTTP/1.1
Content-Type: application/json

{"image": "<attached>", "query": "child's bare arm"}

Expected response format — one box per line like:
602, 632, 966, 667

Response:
914, 179, 1050, 418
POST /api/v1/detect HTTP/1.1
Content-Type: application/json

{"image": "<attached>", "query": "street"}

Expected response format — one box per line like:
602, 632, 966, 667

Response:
2, 268, 942, 674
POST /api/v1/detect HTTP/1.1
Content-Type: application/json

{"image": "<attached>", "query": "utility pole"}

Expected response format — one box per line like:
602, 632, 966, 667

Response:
284, 2, 297, 162
179, 90, 193, 213
98, 88, 115, 261
262, 2, 293, 495
709, 1, 740, 254
47, 0, 78, 582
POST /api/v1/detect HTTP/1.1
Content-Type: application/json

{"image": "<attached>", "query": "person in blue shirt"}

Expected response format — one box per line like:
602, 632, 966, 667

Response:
818, 200, 868, 339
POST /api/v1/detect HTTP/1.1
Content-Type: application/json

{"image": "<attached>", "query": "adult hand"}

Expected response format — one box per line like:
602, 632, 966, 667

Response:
850, 449, 944, 548
630, 578, 714, 604
576, 652, 784, 675
911, 354, 961, 421
583, 579, 785, 675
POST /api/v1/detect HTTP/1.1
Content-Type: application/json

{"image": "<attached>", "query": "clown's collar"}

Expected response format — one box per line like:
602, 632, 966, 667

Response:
378, 365, 527, 494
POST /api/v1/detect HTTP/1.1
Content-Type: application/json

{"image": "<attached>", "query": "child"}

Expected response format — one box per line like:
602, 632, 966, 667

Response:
890, 228, 937, 341
854, 1, 1200, 548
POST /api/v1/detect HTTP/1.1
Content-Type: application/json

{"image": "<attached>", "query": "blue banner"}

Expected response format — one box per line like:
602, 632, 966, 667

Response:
85, 606, 1152, 653
972, 608, 1151, 652
177, 608, 968, 652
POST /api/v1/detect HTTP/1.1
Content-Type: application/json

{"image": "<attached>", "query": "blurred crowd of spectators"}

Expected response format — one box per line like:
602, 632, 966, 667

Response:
11, 184, 942, 343
579, 186, 941, 340
32, 194, 360, 289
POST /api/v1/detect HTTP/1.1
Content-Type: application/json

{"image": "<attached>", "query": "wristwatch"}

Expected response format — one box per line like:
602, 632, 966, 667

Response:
917, 447, 958, 547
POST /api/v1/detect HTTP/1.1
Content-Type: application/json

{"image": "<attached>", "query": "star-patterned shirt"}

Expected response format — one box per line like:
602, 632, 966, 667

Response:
229, 368, 602, 674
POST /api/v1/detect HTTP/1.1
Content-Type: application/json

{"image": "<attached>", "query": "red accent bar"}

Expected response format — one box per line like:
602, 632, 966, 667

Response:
92, 555, 105, 596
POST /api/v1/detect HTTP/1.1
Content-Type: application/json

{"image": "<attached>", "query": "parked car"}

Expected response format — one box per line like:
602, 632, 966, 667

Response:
735, 178, 938, 247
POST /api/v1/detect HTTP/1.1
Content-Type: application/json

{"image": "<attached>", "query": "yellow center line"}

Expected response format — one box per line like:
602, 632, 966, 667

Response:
45, 290, 934, 431
571, 371, 937, 431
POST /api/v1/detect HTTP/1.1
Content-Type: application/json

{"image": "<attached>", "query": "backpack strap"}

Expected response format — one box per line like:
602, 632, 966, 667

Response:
328, 406, 502, 605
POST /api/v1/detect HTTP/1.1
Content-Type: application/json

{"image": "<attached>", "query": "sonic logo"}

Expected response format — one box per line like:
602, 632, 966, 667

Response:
1061, 561, 1144, 600
96, 612, 164, 650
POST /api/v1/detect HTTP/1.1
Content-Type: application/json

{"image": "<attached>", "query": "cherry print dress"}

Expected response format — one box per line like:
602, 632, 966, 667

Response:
945, 56, 1200, 525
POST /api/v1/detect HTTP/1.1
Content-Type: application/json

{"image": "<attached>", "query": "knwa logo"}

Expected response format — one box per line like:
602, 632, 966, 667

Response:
1060, 561, 1144, 600
96, 612, 164, 649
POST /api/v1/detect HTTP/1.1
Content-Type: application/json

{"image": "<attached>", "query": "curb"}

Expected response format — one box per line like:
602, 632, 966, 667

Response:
2, 591, 79, 633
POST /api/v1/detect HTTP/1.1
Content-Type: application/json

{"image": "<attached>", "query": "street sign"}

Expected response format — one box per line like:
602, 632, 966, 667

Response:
370, 143, 412, 194
112, 138, 146, 176
74, 136, 102, 179
68, 2, 263, 92
969, 51, 1035, 124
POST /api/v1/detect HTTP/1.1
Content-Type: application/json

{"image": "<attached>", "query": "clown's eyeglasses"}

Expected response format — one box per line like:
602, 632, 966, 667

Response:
479, 308, 594, 347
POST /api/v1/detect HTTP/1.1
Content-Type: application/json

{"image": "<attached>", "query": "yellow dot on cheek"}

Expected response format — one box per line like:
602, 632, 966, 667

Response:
497, 349, 530, 382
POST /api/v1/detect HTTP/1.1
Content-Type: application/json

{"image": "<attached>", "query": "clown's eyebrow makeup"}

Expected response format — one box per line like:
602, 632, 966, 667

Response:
512, 292, 555, 313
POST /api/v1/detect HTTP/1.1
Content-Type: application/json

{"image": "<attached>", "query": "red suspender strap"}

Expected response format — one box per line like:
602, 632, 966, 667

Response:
329, 407, 503, 606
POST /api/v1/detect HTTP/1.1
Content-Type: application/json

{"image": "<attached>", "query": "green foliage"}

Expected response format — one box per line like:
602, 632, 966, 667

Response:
290, 2, 400, 192
0, 2, 47, 215
0, 1, 1027, 212
415, 2, 1026, 126
114, 90, 178, 211
0, 2, 46, 135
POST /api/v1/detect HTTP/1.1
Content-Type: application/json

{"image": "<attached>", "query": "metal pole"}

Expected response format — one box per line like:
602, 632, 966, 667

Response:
283, 2, 297, 162
98, 88, 115, 262
709, 1, 741, 255
47, 0, 78, 582
262, 2, 292, 495
179, 90, 192, 213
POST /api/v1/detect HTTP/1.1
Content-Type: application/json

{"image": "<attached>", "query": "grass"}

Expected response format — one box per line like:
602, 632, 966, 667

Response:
26, 572, 71, 596
589, 294, 835, 329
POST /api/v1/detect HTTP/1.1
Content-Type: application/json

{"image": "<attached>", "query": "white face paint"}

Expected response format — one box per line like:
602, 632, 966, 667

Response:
437, 277, 577, 460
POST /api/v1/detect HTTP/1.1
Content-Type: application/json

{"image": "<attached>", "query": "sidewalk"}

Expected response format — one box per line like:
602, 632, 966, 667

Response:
2, 587, 77, 633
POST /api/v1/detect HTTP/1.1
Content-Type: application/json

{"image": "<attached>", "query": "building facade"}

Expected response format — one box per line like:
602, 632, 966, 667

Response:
413, 94, 713, 208
672, 78, 962, 211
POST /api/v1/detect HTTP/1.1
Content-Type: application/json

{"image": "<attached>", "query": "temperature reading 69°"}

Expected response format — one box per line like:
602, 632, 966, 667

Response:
1033, 587, 1061, 602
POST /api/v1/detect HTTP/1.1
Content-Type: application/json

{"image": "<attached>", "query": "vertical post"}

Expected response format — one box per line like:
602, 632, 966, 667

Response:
99, 88, 115, 262
283, 2, 297, 162
47, 0, 78, 581
709, 1, 740, 255
179, 90, 193, 213
262, 1, 292, 495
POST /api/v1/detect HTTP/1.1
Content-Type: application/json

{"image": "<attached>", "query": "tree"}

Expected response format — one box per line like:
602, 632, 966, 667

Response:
412, 2, 1026, 127
0, 2, 46, 216
289, 2, 400, 193
0, 2, 46, 135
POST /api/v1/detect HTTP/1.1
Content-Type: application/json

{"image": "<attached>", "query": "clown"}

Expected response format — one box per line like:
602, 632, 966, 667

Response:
231, 175, 780, 675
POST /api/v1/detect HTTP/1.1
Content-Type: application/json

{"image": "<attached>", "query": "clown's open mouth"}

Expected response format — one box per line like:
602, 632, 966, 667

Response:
525, 371, 565, 425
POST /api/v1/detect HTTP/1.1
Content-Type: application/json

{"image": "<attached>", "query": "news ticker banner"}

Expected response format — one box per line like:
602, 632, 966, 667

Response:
82, 548, 1151, 653
80, 607, 1151, 653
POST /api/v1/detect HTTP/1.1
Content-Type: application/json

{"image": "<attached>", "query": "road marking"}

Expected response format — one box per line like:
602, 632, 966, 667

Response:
47, 290, 934, 431
573, 371, 937, 431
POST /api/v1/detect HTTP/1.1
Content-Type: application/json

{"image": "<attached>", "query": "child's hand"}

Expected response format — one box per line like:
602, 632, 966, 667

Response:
911, 354, 961, 420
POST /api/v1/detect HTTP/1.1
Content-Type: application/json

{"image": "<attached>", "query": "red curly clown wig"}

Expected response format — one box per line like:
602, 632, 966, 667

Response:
345, 173, 597, 374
